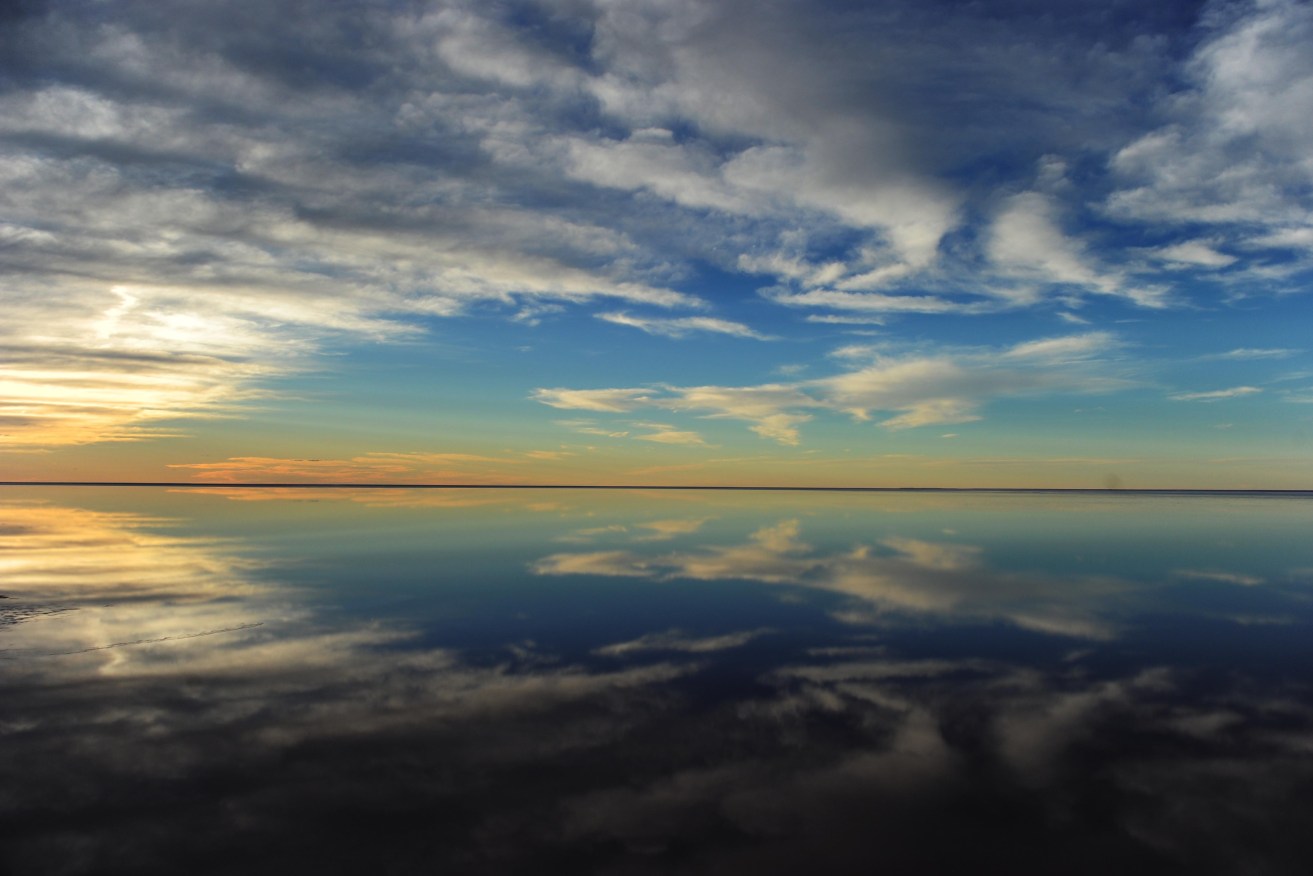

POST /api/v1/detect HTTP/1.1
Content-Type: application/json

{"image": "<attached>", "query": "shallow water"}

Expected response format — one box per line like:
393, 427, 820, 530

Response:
3, 487, 1313, 874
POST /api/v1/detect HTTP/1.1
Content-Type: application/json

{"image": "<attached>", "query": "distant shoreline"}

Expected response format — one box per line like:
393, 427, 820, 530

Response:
2, 482, 1310, 495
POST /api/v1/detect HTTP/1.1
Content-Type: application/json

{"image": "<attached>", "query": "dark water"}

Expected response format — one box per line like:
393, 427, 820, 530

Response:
3, 487, 1313, 874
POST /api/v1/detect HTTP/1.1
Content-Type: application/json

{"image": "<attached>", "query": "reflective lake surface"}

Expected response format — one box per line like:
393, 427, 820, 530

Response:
3, 487, 1313, 874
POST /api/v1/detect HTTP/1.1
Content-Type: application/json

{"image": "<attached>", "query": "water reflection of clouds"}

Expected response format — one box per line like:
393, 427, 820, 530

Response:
557, 516, 714, 543
0, 501, 281, 674
535, 518, 1126, 639
168, 486, 520, 509
595, 627, 773, 656
551, 653, 1313, 873
5, 495, 1313, 873
1174, 568, 1265, 587
2, 498, 712, 870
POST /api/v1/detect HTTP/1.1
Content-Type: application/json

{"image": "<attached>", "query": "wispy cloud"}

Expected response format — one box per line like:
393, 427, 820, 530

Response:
593, 628, 773, 657
1174, 569, 1265, 587
1170, 387, 1263, 402
1215, 348, 1300, 360
554, 419, 631, 439
632, 423, 710, 446
533, 389, 655, 414
537, 333, 1128, 445
168, 452, 527, 483
987, 192, 1141, 305
1107, 0, 1313, 262
596, 312, 772, 340
804, 314, 886, 326
764, 288, 990, 316
1148, 241, 1237, 268
524, 450, 574, 461
1004, 332, 1119, 362
1, 0, 1308, 458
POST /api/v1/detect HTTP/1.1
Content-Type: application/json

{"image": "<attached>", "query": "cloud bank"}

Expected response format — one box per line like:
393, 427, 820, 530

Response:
2, 0, 1310, 450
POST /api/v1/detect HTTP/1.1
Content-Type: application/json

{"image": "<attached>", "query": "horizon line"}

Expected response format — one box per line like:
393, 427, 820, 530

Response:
2, 482, 1311, 495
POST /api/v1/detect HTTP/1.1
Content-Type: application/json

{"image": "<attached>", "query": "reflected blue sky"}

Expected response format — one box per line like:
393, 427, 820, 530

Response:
3, 488, 1313, 873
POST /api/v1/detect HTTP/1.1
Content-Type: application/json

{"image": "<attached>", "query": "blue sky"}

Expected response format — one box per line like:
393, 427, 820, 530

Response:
1, 0, 1311, 486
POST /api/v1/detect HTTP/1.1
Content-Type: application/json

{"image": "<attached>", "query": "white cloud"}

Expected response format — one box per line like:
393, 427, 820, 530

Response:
553, 419, 631, 438
535, 333, 1128, 444
534, 388, 656, 413
765, 288, 990, 315
0, 131, 693, 449
1005, 332, 1118, 362
1170, 386, 1263, 402
632, 423, 709, 446
596, 312, 772, 339
988, 192, 1165, 306
1107, 0, 1313, 253
830, 344, 881, 361
804, 314, 886, 326
1216, 348, 1300, 360
559, 132, 762, 215
1249, 227, 1313, 250
3, 0, 1303, 453
1150, 241, 1238, 268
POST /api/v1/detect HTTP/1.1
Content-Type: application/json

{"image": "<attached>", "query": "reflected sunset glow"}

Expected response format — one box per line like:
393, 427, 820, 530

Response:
3, 488, 1312, 872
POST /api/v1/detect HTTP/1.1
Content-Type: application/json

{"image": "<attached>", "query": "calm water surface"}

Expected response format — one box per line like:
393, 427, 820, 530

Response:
3, 487, 1313, 874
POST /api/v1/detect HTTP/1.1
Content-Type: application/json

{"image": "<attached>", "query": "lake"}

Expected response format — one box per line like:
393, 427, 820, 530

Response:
3, 487, 1313, 874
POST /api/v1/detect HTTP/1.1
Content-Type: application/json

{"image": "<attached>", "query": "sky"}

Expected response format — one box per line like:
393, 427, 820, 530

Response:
1, 0, 1312, 488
